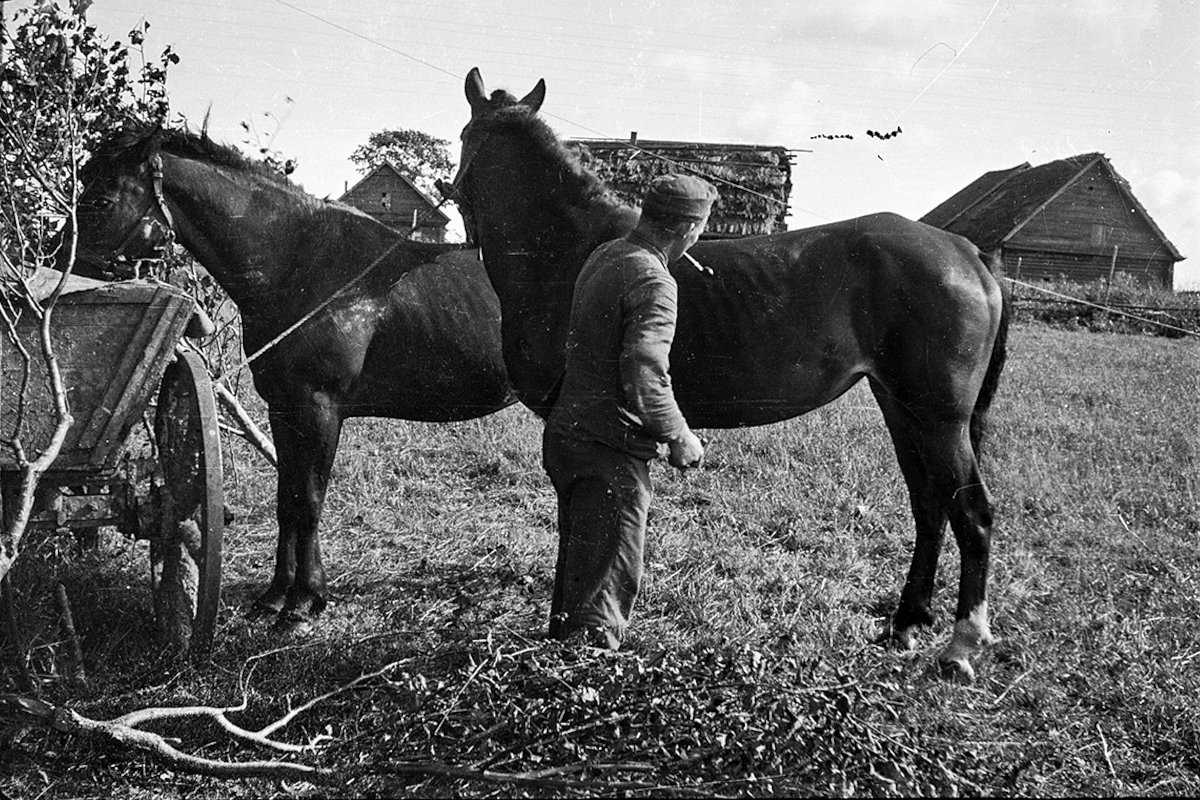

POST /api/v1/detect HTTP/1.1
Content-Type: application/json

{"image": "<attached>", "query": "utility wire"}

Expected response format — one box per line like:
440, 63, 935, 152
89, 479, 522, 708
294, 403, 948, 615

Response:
266, 0, 461, 80
265, 0, 807, 216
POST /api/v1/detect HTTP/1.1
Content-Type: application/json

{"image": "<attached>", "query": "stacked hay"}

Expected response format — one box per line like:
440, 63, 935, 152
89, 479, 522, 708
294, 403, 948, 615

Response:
569, 138, 794, 238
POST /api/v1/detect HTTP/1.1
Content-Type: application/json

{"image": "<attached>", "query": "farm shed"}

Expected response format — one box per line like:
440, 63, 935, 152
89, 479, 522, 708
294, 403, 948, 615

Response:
339, 163, 450, 243
568, 136, 794, 239
922, 152, 1184, 289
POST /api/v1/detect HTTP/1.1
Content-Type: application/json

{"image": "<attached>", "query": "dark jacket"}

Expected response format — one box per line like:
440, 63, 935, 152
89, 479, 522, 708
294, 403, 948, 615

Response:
547, 235, 689, 459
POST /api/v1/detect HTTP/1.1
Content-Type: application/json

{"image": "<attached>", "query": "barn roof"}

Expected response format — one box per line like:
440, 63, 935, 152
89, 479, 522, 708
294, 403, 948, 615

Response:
921, 153, 1183, 260
339, 162, 450, 226
568, 137, 794, 238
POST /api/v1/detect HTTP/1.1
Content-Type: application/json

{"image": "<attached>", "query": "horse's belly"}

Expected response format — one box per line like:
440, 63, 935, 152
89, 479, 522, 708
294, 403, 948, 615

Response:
672, 357, 862, 429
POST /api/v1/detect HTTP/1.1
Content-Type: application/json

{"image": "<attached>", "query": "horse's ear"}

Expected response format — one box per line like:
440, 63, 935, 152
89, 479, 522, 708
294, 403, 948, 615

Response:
519, 79, 546, 113
466, 67, 488, 114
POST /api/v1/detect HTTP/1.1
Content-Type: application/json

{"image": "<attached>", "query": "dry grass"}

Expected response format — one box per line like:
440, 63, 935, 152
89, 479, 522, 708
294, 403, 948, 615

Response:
2, 321, 1198, 797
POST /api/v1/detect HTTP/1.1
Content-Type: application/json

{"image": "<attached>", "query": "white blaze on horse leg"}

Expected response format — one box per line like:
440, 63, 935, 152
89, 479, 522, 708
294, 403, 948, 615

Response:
938, 599, 993, 682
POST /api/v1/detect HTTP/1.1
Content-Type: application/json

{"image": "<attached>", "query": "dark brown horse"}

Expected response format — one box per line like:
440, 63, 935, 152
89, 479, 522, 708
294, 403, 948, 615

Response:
72, 123, 515, 627
448, 69, 1011, 681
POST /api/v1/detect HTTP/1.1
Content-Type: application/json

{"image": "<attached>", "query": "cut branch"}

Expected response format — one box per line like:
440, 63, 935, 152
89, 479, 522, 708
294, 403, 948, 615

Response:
0, 693, 337, 783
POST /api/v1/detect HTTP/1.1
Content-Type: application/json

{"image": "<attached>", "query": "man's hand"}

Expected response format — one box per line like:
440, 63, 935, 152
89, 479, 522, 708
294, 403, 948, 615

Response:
667, 430, 705, 471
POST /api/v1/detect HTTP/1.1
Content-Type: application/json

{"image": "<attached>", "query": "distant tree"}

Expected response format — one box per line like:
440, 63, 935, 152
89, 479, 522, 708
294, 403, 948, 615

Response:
349, 128, 453, 195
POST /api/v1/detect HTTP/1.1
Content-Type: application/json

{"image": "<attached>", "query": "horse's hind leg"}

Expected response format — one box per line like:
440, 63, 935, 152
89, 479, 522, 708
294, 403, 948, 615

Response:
873, 390, 947, 644
874, 387, 994, 682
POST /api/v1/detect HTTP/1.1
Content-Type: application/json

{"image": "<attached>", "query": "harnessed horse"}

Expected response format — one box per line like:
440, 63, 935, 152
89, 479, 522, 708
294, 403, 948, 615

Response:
73, 123, 515, 628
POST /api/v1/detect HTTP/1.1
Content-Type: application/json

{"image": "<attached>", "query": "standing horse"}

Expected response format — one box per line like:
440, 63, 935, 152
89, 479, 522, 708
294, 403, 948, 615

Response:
73, 123, 515, 628
448, 69, 1011, 681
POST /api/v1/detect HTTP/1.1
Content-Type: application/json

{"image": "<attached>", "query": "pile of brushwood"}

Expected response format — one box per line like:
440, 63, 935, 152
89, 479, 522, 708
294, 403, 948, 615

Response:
1012, 276, 1200, 338
305, 638, 995, 797
4, 635, 1004, 797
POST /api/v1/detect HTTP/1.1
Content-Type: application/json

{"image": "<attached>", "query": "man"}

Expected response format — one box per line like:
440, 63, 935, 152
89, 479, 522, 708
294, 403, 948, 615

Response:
543, 173, 718, 649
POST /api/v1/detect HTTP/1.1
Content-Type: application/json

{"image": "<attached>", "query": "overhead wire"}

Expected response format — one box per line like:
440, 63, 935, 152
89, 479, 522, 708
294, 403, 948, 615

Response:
98, 0, 1190, 143
257, 0, 807, 215
93, 0, 1192, 237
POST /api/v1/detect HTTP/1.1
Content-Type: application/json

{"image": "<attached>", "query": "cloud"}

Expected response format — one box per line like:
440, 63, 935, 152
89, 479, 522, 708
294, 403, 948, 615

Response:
1147, 166, 1199, 239
775, 0, 959, 44
1141, 157, 1200, 287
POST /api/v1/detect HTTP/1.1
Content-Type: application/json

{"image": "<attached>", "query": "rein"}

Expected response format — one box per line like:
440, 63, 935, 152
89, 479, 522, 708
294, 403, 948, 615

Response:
246, 176, 468, 366
243, 235, 409, 364
105, 150, 428, 366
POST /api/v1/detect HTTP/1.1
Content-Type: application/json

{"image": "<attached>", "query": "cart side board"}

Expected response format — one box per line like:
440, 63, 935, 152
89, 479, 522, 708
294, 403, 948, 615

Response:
1, 282, 196, 472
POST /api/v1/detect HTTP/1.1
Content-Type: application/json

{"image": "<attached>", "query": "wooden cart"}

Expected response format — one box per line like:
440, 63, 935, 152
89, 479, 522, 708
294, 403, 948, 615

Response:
1, 280, 223, 655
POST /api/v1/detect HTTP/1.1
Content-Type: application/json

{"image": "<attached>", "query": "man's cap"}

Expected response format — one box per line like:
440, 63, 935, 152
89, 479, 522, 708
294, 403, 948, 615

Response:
641, 174, 719, 221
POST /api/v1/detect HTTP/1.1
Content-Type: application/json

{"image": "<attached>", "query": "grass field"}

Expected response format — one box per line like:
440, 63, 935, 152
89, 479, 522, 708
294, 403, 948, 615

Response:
2, 321, 1198, 797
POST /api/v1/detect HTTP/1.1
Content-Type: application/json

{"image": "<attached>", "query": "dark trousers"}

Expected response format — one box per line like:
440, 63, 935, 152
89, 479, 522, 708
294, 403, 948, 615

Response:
542, 429, 652, 649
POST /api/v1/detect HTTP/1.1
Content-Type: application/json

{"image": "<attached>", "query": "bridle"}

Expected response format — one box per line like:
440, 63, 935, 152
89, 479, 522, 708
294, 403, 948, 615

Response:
90, 152, 176, 276
435, 118, 568, 413
436, 121, 490, 247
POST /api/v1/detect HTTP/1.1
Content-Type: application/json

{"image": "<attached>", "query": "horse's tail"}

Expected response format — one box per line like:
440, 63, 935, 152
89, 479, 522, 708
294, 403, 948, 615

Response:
969, 250, 1011, 461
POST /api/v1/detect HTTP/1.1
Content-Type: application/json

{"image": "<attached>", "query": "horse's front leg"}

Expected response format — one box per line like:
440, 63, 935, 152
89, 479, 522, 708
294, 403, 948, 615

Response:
255, 401, 342, 628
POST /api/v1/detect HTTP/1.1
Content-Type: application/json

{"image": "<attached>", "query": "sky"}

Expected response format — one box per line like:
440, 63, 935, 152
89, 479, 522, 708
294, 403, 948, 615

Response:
22, 0, 1200, 288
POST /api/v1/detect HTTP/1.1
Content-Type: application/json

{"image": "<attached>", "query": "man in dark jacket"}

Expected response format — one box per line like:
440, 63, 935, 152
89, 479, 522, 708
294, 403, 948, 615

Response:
544, 173, 718, 649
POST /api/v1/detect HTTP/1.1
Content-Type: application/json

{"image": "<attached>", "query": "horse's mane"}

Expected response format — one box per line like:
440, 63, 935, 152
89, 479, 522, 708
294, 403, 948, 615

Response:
474, 93, 629, 216
90, 120, 310, 196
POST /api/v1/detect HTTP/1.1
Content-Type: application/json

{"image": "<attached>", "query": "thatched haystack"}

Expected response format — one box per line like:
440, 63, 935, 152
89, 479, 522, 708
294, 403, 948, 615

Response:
568, 138, 794, 238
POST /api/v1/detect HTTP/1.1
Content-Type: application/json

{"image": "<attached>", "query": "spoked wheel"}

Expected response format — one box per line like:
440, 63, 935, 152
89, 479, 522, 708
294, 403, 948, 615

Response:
151, 349, 223, 656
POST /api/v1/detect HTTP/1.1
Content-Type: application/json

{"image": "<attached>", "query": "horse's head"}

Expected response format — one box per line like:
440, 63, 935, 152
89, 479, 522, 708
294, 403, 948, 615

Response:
442, 68, 546, 246
71, 123, 176, 279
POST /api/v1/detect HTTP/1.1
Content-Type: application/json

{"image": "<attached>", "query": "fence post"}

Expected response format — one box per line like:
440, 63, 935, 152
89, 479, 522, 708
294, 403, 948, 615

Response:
1104, 245, 1120, 304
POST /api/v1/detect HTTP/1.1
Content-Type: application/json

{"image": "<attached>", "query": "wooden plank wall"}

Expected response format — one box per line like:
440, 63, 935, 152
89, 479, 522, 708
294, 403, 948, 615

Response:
1003, 248, 1173, 288
341, 171, 446, 242
1003, 166, 1174, 288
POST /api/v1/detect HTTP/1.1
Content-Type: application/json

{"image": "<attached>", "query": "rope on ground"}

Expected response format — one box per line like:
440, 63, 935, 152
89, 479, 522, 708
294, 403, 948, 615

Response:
1004, 277, 1200, 338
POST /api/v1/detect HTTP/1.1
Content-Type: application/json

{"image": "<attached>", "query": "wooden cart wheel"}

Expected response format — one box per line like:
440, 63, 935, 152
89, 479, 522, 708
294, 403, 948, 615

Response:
151, 349, 223, 655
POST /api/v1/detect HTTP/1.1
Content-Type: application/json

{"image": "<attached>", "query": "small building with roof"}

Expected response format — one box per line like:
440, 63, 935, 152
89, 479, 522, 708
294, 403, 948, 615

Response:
922, 152, 1184, 289
568, 136, 794, 239
339, 163, 450, 243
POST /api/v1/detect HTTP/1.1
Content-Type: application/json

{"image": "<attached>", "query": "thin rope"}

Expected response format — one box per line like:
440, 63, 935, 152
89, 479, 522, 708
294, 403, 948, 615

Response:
242, 236, 407, 364
1005, 277, 1200, 338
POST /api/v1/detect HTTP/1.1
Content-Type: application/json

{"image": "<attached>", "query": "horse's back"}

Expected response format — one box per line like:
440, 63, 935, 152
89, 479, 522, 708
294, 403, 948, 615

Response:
685, 213, 1000, 323
667, 213, 1003, 427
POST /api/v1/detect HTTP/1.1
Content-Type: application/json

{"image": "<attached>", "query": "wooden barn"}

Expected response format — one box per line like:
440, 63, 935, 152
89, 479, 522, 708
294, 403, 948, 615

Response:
568, 136, 794, 239
922, 152, 1184, 289
339, 163, 450, 242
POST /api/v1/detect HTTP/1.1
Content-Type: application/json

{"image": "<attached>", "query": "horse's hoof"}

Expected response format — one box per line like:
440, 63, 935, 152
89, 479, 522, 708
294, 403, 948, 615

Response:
272, 610, 315, 638
873, 624, 918, 651
937, 656, 976, 684
246, 601, 282, 621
